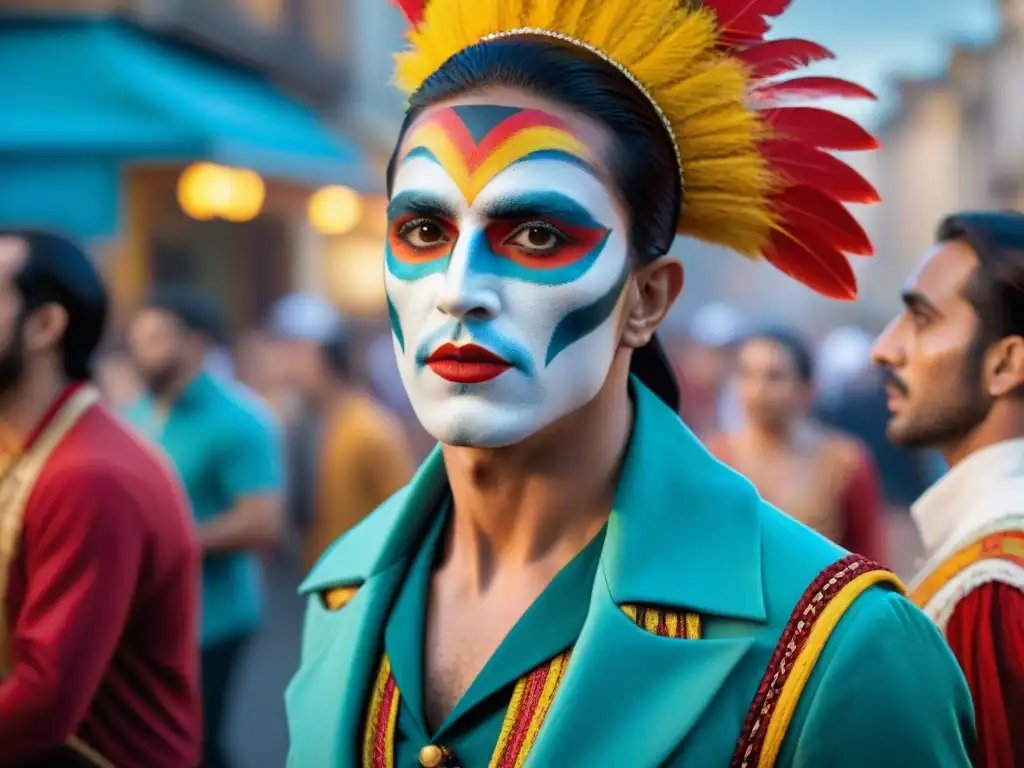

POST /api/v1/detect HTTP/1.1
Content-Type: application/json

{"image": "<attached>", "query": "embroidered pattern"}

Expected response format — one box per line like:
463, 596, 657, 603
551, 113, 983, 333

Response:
730, 554, 898, 768
622, 604, 703, 639
364, 656, 400, 768
489, 651, 571, 768
908, 529, 1024, 610
929, 558, 1024, 632
362, 605, 702, 767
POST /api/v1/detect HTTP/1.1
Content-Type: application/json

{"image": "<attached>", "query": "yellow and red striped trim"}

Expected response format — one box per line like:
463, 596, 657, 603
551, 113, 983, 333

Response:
363, 605, 702, 767
363, 656, 401, 768
730, 554, 904, 768
908, 530, 1024, 609
489, 651, 571, 768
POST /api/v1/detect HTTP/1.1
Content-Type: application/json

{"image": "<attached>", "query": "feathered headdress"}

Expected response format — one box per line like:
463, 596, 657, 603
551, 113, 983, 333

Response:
388, 0, 880, 299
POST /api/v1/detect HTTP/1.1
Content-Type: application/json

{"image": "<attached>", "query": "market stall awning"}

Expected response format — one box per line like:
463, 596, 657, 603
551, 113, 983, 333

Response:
0, 18, 369, 182
0, 18, 373, 236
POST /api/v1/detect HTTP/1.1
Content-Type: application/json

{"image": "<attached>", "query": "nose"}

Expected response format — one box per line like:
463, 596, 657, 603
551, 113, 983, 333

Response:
871, 316, 903, 368
434, 236, 500, 321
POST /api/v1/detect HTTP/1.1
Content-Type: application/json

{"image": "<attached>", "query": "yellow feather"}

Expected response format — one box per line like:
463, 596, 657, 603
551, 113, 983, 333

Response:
392, 0, 783, 256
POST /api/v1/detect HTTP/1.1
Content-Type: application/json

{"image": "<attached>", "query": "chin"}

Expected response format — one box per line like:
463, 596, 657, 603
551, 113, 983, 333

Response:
416, 397, 551, 448
885, 417, 925, 449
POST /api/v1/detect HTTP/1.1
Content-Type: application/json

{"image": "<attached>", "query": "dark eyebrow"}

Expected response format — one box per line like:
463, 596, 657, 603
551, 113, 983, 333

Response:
901, 290, 942, 317
387, 191, 458, 221
483, 191, 607, 229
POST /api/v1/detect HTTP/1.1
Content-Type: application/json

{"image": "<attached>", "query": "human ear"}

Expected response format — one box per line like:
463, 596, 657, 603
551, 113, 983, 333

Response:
985, 335, 1024, 397
22, 303, 68, 356
620, 256, 684, 350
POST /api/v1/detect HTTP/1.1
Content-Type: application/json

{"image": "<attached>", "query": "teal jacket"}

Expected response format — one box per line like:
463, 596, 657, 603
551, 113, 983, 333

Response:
286, 379, 975, 767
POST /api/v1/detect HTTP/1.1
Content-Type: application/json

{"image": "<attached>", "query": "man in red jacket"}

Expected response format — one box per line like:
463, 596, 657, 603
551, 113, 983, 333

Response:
874, 210, 1024, 768
0, 230, 201, 766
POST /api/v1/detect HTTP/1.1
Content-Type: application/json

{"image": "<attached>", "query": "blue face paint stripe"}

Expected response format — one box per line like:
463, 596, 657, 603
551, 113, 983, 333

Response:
413, 319, 536, 376
385, 240, 450, 282
468, 229, 610, 287
507, 150, 600, 177
387, 187, 459, 220
386, 292, 405, 352
397, 147, 598, 181
483, 190, 609, 229
450, 105, 523, 143
545, 259, 630, 365
399, 146, 440, 167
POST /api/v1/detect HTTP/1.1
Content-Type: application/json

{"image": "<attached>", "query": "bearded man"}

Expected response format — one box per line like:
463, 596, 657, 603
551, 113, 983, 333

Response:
126, 288, 284, 768
0, 230, 200, 766
873, 210, 1024, 768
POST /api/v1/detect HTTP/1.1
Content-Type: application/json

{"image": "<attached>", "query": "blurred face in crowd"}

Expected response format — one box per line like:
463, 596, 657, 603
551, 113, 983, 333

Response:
384, 96, 639, 447
736, 336, 811, 432
0, 239, 29, 391
128, 308, 196, 396
685, 343, 735, 393
0, 238, 67, 394
872, 241, 992, 448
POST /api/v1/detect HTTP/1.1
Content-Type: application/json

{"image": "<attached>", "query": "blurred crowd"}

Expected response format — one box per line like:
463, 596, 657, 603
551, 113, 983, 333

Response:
99, 292, 944, 579
91, 288, 948, 766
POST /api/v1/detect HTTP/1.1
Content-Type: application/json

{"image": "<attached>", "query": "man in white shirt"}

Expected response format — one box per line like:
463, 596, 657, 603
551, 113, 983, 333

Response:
872, 210, 1024, 768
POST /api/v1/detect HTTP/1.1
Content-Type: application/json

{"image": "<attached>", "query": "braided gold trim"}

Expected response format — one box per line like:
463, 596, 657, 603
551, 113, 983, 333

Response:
480, 28, 685, 195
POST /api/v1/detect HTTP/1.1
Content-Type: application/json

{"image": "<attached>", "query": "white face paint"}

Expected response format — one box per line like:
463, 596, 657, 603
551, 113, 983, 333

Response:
384, 104, 631, 447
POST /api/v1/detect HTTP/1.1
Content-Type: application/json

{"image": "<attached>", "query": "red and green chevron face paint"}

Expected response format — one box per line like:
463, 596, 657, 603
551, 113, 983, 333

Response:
384, 102, 632, 448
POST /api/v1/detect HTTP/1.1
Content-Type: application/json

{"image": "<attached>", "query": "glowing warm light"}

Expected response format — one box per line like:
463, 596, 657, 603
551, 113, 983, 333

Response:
325, 236, 386, 314
308, 185, 363, 235
362, 196, 389, 236
177, 163, 265, 222
223, 169, 266, 222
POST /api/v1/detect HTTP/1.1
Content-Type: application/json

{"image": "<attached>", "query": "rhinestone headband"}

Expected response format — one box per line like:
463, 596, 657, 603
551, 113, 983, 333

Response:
481, 27, 685, 195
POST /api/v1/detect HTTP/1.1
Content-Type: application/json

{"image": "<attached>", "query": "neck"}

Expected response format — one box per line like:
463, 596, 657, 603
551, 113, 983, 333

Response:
315, 377, 350, 409
155, 360, 204, 409
743, 417, 802, 451
440, 366, 632, 589
942, 403, 1024, 468
0, 366, 69, 455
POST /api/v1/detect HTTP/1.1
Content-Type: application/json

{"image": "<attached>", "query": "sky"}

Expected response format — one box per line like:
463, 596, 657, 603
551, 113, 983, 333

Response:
769, 0, 1000, 126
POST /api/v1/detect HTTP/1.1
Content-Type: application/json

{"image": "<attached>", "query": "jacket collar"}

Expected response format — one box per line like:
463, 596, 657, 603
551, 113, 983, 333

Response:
302, 376, 765, 621
912, 437, 1024, 559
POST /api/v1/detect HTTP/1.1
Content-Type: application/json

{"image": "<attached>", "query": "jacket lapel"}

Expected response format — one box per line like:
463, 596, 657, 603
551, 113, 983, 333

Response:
526, 379, 766, 766
285, 448, 450, 767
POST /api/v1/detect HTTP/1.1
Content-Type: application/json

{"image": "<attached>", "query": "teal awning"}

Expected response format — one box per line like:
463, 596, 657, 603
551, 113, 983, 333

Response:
0, 18, 370, 236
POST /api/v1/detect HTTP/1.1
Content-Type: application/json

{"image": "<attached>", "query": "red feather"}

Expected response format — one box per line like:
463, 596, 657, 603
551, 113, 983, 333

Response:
773, 185, 873, 255
762, 228, 857, 300
703, 0, 792, 40
761, 107, 879, 151
390, 0, 427, 25
735, 39, 834, 80
752, 76, 877, 103
761, 140, 880, 203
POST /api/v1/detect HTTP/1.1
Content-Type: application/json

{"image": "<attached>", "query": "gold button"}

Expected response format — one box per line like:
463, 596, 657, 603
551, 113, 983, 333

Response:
419, 744, 445, 767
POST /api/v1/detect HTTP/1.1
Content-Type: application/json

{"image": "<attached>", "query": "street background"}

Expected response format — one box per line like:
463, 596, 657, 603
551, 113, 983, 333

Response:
1, 0, 1018, 764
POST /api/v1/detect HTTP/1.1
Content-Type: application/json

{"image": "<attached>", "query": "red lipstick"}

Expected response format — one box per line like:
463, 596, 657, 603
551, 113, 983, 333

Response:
426, 343, 512, 384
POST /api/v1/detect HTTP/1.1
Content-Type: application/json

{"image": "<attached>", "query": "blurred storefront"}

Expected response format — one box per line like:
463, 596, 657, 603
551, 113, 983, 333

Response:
0, 5, 375, 334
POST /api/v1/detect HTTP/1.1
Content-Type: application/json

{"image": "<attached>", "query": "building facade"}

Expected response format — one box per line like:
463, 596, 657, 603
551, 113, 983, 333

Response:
0, 0, 377, 330
873, 0, 1024, 289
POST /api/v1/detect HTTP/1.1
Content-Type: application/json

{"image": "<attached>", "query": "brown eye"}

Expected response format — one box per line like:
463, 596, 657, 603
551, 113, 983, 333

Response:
506, 223, 565, 254
400, 219, 449, 249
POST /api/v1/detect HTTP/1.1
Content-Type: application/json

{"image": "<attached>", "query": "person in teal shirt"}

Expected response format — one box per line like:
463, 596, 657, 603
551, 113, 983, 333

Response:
286, 1, 976, 765
126, 289, 283, 768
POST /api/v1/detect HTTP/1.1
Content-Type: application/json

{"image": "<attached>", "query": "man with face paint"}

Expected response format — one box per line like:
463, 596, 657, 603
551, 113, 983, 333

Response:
874, 211, 1024, 768
286, 1, 975, 766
